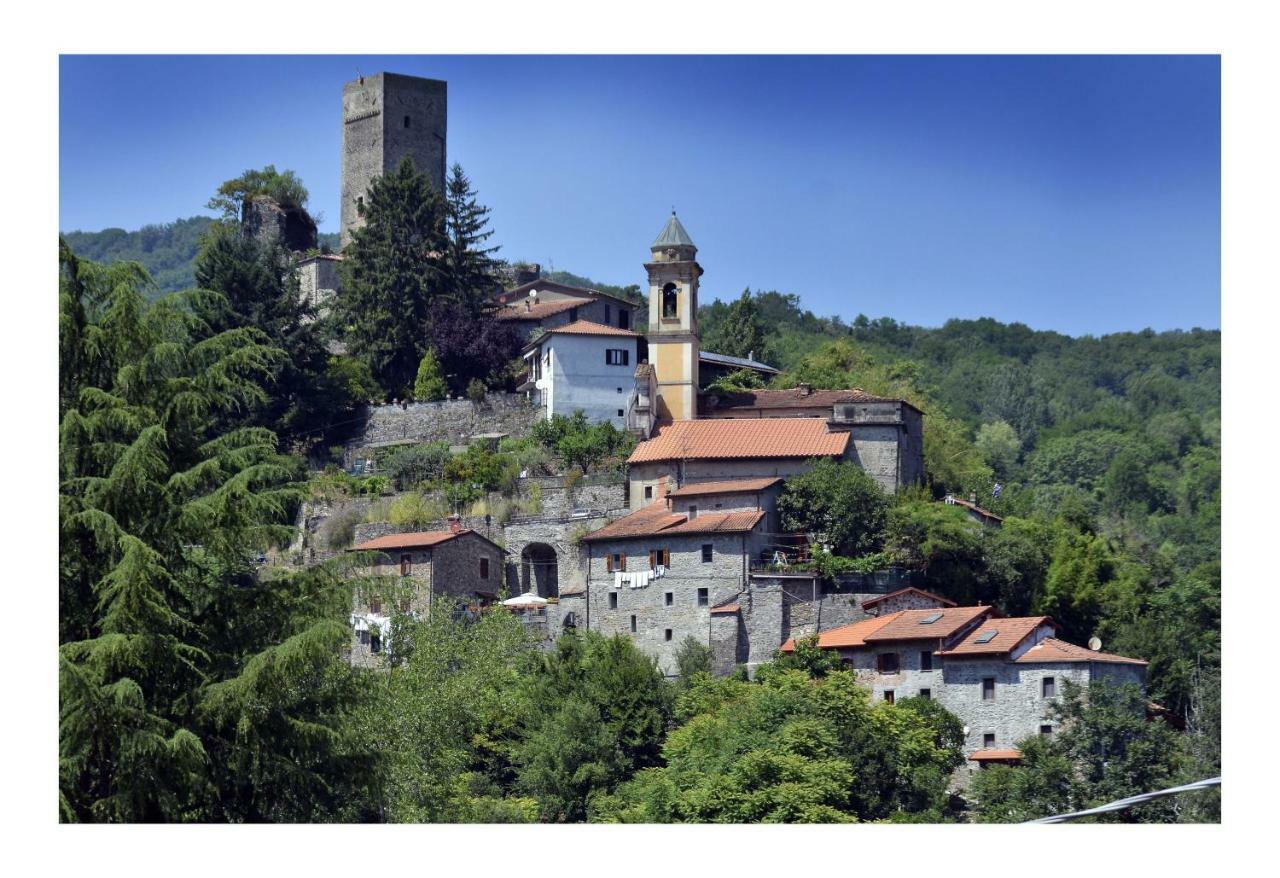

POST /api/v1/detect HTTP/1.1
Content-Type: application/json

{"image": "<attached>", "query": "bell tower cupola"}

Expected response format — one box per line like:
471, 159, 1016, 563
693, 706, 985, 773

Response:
646, 211, 703, 421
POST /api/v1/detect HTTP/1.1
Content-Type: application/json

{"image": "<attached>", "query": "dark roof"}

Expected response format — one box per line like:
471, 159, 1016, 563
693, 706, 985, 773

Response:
699, 387, 910, 415
698, 350, 780, 374
652, 212, 695, 249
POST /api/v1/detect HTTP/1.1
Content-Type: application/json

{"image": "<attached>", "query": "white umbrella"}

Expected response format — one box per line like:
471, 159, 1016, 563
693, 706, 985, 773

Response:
502, 591, 548, 608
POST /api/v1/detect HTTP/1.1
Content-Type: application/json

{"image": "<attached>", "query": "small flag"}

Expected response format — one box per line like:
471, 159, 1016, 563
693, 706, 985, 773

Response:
993, 483, 1003, 499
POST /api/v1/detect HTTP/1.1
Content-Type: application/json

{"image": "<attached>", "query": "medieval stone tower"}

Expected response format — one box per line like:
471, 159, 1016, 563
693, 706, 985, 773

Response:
646, 212, 702, 421
340, 72, 448, 249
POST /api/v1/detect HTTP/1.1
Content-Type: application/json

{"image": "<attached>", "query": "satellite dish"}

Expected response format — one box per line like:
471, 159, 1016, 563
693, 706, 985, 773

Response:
529, 289, 538, 298
1088, 636, 1102, 651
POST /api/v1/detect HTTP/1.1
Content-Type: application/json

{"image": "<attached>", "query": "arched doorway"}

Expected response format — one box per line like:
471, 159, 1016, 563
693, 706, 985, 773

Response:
521, 542, 559, 598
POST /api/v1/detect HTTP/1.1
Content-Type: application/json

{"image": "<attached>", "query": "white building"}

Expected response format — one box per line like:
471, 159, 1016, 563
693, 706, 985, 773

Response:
520, 320, 643, 429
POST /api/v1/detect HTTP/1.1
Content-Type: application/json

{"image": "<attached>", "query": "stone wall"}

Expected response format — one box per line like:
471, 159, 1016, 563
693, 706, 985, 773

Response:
242, 195, 318, 253
586, 531, 754, 676
344, 395, 540, 465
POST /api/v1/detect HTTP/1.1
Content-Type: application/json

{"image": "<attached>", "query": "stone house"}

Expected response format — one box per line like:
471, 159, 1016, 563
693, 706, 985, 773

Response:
347, 521, 506, 666
519, 320, 644, 429
779, 604, 1147, 769
580, 497, 770, 676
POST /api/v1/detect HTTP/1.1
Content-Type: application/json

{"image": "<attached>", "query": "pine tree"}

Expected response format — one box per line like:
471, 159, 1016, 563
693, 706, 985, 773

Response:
59, 241, 376, 822
703, 288, 773, 365
443, 163, 502, 312
413, 348, 448, 401
334, 156, 448, 396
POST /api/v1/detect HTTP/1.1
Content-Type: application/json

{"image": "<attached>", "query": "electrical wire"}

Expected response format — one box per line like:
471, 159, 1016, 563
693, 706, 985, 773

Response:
1022, 776, 1221, 824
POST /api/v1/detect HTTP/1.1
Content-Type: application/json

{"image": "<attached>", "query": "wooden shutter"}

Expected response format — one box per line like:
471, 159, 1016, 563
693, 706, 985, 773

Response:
648, 549, 656, 568
607, 554, 614, 573
620, 553, 626, 572
663, 549, 671, 567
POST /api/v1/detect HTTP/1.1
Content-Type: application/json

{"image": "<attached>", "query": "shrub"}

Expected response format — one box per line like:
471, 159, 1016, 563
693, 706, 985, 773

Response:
319, 507, 362, 550
466, 377, 487, 404
384, 441, 452, 491
389, 493, 446, 528
413, 349, 448, 402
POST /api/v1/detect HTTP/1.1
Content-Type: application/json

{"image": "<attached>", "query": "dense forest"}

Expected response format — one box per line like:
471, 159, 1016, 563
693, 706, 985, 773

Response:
59, 161, 1219, 823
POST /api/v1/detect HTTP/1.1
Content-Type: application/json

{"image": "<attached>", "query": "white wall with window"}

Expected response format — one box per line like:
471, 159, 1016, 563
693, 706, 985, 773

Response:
523, 326, 642, 429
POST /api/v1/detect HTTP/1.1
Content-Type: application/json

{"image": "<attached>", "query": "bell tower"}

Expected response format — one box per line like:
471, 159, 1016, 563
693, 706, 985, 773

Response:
646, 212, 702, 421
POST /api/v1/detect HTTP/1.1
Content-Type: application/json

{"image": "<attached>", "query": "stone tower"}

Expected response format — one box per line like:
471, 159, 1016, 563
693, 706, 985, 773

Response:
340, 72, 447, 249
646, 212, 703, 421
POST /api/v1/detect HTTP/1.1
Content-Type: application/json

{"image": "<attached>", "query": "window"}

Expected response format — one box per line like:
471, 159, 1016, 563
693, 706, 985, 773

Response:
369, 598, 382, 615
687, 504, 698, 520
701, 543, 713, 563
1040, 725, 1053, 737
617, 387, 624, 393
697, 588, 709, 607
982, 677, 996, 701
630, 615, 637, 633
606, 348, 630, 366
607, 552, 627, 572
876, 653, 900, 675
644, 485, 653, 500
983, 733, 996, 748
1042, 676, 1056, 698
883, 690, 895, 704
619, 310, 630, 329
919, 688, 931, 700
664, 629, 673, 642
617, 409, 624, 418
665, 592, 673, 607
605, 303, 612, 323
920, 650, 933, 671
400, 554, 411, 576
648, 548, 671, 569
662, 283, 678, 318
479, 557, 489, 579
356, 195, 364, 215
403, 115, 411, 128
370, 632, 382, 654
568, 307, 579, 321
608, 592, 618, 609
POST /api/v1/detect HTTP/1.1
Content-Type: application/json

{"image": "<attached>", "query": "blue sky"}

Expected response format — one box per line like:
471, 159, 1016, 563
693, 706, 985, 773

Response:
59, 55, 1219, 336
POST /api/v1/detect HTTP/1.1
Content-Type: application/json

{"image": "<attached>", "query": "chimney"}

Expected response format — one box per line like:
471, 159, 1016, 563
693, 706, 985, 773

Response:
447, 514, 462, 534
969, 492, 977, 505
798, 383, 812, 397
748, 350, 754, 362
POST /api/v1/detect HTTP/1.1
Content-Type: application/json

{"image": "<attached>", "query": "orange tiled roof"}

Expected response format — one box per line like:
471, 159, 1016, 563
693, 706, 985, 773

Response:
538, 319, 641, 339
628, 418, 849, 464
861, 586, 957, 610
710, 603, 740, 615
969, 749, 1023, 762
665, 477, 782, 498
496, 296, 595, 321
935, 616, 1056, 657
581, 502, 764, 542
1014, 637, 1148, 666
779, 613, 904, 652
861, 606, 994, 643
352, 531, 465, 551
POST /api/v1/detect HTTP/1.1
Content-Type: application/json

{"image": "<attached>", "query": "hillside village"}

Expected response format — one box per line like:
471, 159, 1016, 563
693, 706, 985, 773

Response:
58, 68, 1220, 824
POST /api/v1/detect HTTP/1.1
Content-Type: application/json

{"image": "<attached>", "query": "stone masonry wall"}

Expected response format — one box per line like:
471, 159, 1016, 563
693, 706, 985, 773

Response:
586, 531, 753, 676
344, 395, 540, 465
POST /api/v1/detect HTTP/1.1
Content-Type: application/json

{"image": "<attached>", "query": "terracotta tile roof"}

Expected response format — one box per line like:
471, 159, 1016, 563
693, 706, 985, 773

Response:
936, 617, 1056, 657
665, 477, 782, 498
628, 418, 849, 464
710, 603, 740, 615
351, 530, 463, 551
861, 587, 957, 610
537, 319, 641, 339
496, 296, 595, 321
1013, 637, 1147, 666
779, 613, 904, 652
581, 502, 764, 542
351, 529, 505, 554
969, 749, 1023, 762
861, 606, 994, 643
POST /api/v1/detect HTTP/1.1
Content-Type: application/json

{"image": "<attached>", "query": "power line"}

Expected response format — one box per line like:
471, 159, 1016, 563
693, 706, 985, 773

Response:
1022, 776, 1221, 824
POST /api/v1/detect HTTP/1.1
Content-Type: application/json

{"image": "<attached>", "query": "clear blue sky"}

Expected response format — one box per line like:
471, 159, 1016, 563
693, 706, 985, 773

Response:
59, 55, 1219, 336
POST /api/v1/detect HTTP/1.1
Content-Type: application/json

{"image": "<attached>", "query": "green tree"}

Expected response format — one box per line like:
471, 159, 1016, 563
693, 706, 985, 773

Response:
514, 632, 673, 821
333, 156, 448, 395
674, 636, 713, 679
442, 163, 503, 312
206, 164, 310, 222
776, 458, 890, 556
413, 348, 448, 401
975, 419, 1020, 478
703, 288, 774, 365
59, 242, 375, 821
